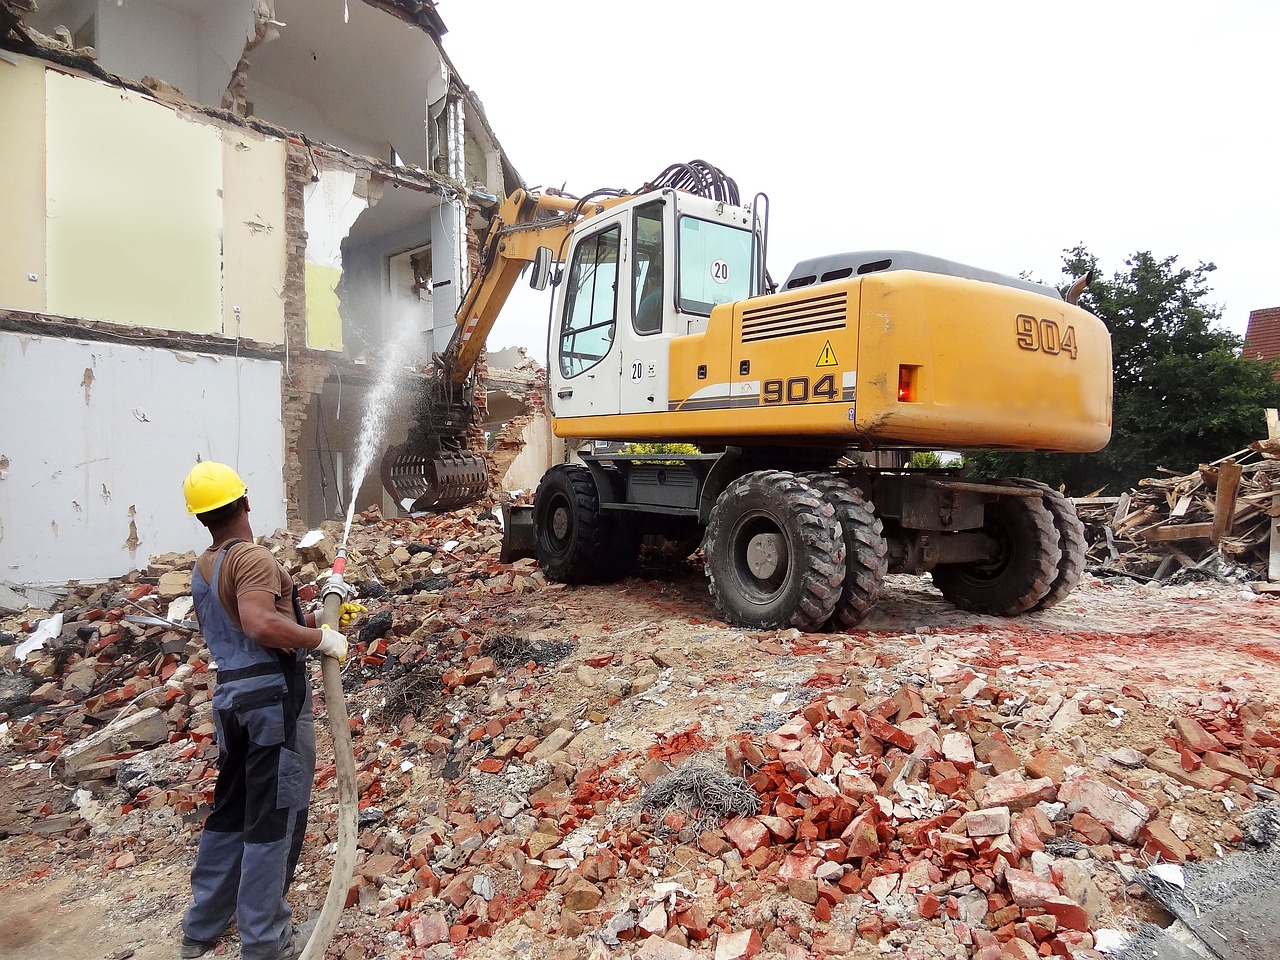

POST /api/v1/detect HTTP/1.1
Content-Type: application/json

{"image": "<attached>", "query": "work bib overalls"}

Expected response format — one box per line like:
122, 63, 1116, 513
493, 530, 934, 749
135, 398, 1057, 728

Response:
182, 542, 317, 960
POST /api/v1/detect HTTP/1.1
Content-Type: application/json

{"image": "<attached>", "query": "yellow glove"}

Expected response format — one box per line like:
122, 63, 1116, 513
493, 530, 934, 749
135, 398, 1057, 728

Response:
316, 626, 349, 664
338, 602, 368, 628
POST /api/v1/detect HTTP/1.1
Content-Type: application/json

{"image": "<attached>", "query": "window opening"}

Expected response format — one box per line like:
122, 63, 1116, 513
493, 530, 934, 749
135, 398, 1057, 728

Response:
559, 225, 621, 378
678, 216, 756, 315
632, 201, 665, 336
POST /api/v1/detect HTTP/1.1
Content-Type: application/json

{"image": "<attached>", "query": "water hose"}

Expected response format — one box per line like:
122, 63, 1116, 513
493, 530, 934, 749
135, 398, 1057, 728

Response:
300, 548, 359, 960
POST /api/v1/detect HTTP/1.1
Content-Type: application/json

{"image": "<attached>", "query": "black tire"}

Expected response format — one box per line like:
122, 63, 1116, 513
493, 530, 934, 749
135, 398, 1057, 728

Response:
533, 464, 613, 583
931, 490, 1060, 616
1013, 480, 1087, 610
804, 473, 888, 630
703, 470, 845, 631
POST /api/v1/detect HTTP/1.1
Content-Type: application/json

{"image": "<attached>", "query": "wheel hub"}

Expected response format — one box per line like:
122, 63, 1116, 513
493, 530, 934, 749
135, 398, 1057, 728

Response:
551, 504, 570, 541
746, 532, 786, 579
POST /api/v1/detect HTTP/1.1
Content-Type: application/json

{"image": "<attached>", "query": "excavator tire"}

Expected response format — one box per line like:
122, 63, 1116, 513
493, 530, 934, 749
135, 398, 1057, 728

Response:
804, 474, 889, 630
703, 470, 845, 631
931, 490, 1060, 616
1012, 480, 1087, 610
533, 464, 615, 583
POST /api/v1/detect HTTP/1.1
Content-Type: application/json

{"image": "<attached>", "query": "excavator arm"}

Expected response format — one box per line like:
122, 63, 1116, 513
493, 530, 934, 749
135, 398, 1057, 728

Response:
381, 187, 622, 512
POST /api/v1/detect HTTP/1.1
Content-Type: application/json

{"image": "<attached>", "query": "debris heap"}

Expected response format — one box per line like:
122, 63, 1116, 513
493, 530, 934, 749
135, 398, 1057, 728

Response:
1076, 438, 1280, 585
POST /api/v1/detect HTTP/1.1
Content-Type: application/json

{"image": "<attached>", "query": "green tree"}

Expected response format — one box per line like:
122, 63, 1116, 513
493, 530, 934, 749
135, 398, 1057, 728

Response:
968, 247, 1280, 494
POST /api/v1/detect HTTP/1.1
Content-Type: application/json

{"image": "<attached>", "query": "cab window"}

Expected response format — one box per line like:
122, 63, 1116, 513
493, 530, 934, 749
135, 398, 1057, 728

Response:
632, 202, 665, 335
559, 225, 620, 378
677, 216, 755, 315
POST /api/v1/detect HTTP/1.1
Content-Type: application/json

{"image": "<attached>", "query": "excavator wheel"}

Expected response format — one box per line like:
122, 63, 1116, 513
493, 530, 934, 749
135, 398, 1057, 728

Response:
533, 464, 616, 583
1012, 480, 1087, 610
804, 473, 889, 630
931, 490, 1060, 616
703, 470, 845, 631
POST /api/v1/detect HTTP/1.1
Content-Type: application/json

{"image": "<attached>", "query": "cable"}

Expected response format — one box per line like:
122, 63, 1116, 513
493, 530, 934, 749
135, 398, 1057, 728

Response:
640, 161, 741, 205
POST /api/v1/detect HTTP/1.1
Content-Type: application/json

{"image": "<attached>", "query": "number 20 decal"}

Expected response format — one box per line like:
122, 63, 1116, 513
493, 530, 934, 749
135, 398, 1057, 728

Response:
1016, 314, 1078, 359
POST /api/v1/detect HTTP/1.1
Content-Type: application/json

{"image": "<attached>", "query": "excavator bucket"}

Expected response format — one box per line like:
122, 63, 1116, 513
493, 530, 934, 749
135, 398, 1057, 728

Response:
380, 444, 488, 513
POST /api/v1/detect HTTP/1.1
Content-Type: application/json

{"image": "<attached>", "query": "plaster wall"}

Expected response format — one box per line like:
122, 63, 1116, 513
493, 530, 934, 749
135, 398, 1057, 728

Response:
0, 332, 286, 584
45, 68, 224, 333
0, 54, 47, 313
95, 0, 200, 97
428, 202, 463, 353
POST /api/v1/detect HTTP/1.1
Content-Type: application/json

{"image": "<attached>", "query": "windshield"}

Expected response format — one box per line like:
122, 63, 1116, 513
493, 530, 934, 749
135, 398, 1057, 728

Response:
677, 215, 756, 315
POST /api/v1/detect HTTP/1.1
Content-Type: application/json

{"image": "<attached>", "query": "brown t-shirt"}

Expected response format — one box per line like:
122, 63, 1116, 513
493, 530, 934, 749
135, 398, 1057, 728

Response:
195, 539, 296, 630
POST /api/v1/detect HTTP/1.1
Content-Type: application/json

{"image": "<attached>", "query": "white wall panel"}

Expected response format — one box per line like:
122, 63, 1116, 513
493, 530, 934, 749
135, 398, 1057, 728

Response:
0, 333, 285, 584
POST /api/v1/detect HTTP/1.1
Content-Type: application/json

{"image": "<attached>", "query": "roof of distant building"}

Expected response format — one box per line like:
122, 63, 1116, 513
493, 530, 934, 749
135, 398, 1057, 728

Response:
1244, 307, 1280, 363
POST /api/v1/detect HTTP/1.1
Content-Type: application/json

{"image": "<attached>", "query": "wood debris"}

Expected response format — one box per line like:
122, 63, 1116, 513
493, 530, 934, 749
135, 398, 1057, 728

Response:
1074, 433, 1280, 586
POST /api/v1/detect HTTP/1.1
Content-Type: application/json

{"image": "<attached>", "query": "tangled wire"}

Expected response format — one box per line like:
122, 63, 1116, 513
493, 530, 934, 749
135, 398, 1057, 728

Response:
640, 763, 760, 835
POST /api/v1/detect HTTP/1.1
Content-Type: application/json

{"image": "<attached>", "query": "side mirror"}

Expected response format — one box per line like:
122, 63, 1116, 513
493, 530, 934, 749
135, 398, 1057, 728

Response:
530, 247, 553, 291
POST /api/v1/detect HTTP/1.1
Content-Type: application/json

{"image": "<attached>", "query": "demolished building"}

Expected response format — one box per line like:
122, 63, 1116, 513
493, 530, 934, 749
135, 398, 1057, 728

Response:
0, 0, 551, 586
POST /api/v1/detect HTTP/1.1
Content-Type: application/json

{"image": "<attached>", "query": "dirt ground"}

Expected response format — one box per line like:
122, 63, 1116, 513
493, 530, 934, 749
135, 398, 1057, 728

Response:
3, 545, 1280, 960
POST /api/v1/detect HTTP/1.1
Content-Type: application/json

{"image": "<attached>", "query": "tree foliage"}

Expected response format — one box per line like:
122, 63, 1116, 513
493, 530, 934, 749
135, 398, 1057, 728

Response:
968, 246, 1280, 494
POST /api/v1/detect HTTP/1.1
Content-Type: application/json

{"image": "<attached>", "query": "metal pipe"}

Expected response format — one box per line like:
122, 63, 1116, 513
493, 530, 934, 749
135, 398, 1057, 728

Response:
300, 549, 358, 960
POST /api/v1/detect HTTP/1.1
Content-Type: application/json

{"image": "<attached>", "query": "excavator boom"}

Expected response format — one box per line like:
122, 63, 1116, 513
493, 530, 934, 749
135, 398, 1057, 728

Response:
380, 187, 622, 512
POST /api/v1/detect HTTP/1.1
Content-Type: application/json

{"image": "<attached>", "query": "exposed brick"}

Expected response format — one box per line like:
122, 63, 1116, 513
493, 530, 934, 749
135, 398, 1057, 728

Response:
966, 806, 1011, 837
714, 928, 762, 960
724, 817, 770, 856
1173, 717, 1225, 754
1141, 821, 1192, 863
1042, 896, 1089, 932
1147, 749, 1233, 792
1004, 868, 1059, 908
980, 771, 1057, 811
942, 732, 977, 771
1058, 777, 1154, 844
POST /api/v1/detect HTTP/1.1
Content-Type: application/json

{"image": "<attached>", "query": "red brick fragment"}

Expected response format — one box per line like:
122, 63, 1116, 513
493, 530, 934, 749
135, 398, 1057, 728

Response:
724, 817, 770, 856
1141, 821, 1191, 862
1042, 896, 1089, 932
1173, 717, 1224, 754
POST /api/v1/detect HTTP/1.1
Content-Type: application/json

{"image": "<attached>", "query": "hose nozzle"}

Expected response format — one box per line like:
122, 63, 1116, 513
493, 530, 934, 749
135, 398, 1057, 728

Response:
321, 547, 353, 603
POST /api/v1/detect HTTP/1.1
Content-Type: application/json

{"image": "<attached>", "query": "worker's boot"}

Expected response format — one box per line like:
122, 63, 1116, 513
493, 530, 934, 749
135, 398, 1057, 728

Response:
179, 937, 216, 959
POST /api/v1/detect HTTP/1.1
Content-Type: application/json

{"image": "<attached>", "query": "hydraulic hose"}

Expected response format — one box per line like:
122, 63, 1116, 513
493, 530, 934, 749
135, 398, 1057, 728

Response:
300, 550, 359, 960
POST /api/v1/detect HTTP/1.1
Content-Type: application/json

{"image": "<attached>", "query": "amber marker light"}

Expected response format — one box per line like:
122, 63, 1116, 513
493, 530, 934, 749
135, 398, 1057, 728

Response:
897, 365, 916, 402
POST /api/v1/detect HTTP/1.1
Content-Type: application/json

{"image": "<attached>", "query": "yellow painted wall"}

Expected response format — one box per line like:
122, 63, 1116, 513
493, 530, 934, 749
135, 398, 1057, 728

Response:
305, 263, 345, 351
222, 133, 287, 343
0, 55, 47, 313
45, 69, 223, 333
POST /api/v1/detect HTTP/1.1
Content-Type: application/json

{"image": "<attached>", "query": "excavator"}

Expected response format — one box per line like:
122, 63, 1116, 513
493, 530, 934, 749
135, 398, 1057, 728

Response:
381, 161, 1112, 632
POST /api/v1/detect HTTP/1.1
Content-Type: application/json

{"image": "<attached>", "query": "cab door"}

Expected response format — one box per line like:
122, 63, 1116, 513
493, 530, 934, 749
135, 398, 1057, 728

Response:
550, 219, 623, 419
619, 199, 671, 417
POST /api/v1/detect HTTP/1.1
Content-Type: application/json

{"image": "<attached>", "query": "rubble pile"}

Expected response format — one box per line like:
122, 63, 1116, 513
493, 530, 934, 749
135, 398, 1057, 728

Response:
1075, 439, 1280, 584
4, 503, 1280, 959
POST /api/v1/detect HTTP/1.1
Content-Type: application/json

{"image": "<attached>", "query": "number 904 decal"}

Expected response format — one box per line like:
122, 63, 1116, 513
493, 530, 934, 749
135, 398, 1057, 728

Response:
762, 375, 838, 404
1016, 314, 1078, 359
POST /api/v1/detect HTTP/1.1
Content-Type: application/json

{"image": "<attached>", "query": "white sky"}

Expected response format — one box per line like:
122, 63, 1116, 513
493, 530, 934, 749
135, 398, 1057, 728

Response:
437, 0, 1278, 361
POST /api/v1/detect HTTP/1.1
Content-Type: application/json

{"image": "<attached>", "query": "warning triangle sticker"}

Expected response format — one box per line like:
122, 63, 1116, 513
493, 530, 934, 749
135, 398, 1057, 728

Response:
815, 340, 838, 367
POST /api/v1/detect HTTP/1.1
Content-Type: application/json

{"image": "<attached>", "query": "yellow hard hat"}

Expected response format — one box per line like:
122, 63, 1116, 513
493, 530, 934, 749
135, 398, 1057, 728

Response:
183, 461, 247, 515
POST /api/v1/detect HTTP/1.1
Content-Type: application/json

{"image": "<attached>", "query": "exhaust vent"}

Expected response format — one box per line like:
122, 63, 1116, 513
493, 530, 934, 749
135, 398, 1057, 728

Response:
741, 290, 847, 343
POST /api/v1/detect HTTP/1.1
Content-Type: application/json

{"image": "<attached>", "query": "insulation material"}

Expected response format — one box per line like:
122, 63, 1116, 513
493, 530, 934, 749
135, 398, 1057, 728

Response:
0, 54, 47, 313
45, 69, 223, 333
0, 332, 286, 584
221, 131, 287, 344
303, 169, 367, 351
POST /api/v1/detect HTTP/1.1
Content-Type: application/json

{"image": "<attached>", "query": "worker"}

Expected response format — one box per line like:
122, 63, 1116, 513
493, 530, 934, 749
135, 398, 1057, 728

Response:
179, 461, 365, 960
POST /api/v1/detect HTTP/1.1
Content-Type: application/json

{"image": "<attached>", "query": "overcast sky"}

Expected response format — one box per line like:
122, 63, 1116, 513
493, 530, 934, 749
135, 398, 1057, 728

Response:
437, 1, 1277, 360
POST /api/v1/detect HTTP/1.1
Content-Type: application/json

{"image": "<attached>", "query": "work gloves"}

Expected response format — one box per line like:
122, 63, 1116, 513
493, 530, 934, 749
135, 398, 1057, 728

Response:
316, 626, 349, 664
338, 601, 368, 628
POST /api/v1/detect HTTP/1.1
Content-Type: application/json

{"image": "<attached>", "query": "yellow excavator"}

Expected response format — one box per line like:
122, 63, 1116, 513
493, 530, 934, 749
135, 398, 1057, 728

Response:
381, 161, 1112, 631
